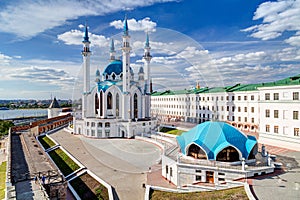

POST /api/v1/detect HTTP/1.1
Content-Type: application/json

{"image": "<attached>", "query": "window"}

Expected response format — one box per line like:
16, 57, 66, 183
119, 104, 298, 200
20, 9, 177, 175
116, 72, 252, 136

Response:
226, 96, 229, 101
244, 107, 247, 112
91, 122, 95, 127
91, 130, 95, 136
274, 110, 279, 118
244, 96, 247, 101
265, 93, 270, 100
231, 96, 235, 101
238, 117, 241, 121
294, 128, 299, 136
274, 93, 279, 100
195, 170, 202, 181
266, 125, 270, 132
232, 116, 235, 121
227, 106, 229, 111
265, 109, 270, 118
293, 92, 299, 100
274, 126, 279, 133
293, 111, 299, 120
251, 107, 254, 113
98, 122, 102, 127
251, 95, 254, 100
86, 122, 89, 126
244, 117, 247, 122
232, 106, 235, 112
238, 96, 241, 101
170, 167, 173, 177
251, 118, 254, 123
166, 165, 168, 174
238, 107, 241, 112
105, 122, 110, 127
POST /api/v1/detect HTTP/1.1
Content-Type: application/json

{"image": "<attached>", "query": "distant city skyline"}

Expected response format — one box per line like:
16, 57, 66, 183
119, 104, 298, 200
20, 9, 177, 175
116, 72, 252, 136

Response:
0, 0, 299, 99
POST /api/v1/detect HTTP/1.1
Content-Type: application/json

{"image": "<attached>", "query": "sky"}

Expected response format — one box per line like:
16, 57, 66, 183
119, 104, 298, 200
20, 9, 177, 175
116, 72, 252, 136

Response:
0, 0, 299, 100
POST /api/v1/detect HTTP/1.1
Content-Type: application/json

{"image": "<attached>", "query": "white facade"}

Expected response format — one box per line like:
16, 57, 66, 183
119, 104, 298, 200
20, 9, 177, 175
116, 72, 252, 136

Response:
74, 18, 155, 138
151, 76, 300, 150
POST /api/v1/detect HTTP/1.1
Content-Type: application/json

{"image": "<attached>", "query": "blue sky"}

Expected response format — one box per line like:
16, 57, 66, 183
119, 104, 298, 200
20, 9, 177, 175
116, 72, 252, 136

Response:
0, 0, 299, 99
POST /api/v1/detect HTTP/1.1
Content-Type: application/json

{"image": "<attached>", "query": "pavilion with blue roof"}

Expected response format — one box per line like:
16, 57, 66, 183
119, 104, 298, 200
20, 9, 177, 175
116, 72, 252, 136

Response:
176, 121, 257, 162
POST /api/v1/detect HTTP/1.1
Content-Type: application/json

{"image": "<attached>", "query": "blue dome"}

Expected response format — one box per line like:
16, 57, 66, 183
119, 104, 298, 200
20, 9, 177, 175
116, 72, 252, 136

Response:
176, 121, 257, 160
103, 60, 123, 75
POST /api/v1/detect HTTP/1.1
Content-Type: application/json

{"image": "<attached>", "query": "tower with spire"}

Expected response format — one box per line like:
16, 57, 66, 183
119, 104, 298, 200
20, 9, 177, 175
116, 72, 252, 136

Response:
121, 15, 132, 120
143, 32, 152, 118
82, 23, 91, 118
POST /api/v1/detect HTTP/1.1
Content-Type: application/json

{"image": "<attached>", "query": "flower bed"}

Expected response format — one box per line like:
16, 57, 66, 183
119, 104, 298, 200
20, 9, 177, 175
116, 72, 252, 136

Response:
48, 148, 80, 176
70, 173, 109, 200
38, 135, 56, 149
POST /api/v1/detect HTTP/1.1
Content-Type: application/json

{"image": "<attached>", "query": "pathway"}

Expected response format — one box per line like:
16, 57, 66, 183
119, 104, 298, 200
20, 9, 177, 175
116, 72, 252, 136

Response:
50, 130, 161, 200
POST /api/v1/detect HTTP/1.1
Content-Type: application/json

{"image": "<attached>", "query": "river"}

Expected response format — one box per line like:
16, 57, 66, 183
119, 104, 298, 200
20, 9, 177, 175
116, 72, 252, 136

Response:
0, 109, 47, 120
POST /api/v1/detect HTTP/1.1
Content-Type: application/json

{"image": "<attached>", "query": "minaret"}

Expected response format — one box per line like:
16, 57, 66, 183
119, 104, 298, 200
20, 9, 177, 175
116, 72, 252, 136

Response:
143, 32, 152, 94
122, 15, 131, 93
143, 32, 152, 118
82, 23, 91, 118
109, 38, 116, 61
121, 15, 132, 120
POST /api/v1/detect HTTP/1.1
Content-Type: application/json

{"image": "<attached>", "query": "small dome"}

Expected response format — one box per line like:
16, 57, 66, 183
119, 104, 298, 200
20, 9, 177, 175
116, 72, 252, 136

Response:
96, 69, 100, 77
138, 67, 144, 74
176, 121, 257, 160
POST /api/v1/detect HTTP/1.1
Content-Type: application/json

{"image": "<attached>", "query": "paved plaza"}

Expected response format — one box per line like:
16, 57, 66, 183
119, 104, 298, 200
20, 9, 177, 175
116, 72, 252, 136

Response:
251, 150, 300, 200
50, 130, 162, 200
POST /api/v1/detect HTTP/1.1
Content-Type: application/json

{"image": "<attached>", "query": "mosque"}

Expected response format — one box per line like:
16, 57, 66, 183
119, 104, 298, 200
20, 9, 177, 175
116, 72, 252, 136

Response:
73, 17, 155, 138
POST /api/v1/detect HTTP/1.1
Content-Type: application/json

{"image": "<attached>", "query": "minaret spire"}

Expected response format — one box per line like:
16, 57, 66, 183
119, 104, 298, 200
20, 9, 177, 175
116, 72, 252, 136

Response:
109, 38, 116, 61
83, 21, 90, 43
143, 32, 152, 94
123, 14, 129, 36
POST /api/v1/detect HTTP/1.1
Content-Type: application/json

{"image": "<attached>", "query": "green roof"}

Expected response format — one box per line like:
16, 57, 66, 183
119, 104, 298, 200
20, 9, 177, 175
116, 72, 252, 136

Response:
151, 74, 300, 96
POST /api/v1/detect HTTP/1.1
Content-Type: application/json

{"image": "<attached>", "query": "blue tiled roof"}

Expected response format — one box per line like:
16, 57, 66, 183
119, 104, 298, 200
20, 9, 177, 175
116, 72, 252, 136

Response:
176, 121, 257, 160
103, 60, 123, 75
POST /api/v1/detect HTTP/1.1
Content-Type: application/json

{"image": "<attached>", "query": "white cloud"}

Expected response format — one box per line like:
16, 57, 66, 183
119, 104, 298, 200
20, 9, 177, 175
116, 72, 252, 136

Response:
0, 0, 175, 39
57, 29, 110, 48
110, 17, 157, 32
242, 0, 300, 44
0, 53, 12, 65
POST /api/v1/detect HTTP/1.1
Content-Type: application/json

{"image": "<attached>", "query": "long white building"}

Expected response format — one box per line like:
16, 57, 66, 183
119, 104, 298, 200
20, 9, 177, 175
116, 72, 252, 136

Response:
151, 75, 300, 150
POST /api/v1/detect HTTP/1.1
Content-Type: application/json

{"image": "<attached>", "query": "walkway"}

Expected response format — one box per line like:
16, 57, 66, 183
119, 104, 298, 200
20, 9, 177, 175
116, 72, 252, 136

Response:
50, 130, 161, 200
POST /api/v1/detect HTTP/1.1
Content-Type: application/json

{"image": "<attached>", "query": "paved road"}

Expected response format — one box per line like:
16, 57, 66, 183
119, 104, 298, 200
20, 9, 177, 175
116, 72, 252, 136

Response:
50, 130, 161, 200
252, 151, 300, 200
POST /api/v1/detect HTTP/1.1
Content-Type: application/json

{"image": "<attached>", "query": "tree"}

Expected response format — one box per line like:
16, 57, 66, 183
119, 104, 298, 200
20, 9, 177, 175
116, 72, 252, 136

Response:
0, 120, 14, 137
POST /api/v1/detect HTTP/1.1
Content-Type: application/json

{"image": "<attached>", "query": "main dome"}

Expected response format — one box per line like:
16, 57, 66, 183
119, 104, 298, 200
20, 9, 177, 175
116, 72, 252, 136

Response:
103, 60, 123, 76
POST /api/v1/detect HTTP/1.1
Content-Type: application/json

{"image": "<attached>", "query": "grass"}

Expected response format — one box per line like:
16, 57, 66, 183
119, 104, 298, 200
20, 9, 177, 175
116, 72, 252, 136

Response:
149, 186, 248, 200
38, 135, 56, 149
70, 173, 109, 200
160, 127, 185, 136
48, 148, 80, 176
0, 161, 6, 200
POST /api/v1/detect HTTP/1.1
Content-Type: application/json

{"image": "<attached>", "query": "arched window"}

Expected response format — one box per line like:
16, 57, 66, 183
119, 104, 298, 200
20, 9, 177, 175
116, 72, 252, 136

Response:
112, 73, 116, 80
134, 93, 138, 119
95, 93, 99, 115
107, 92, 112, 109
100, 91, 103, 116
216, 146, 240, 162
106, 74, 109, 80
105, 122, 110, 127
116, 93, 120, 117
120, 73, 123, 79
187, 144, 207, 159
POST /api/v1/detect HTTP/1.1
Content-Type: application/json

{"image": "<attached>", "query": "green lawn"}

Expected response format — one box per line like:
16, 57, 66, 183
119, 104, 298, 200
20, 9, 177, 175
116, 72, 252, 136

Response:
0, 161, 6, 200
150, 186, 248, 200
160, 127, 185, 135
70, 173, 109, 200
38, 135, 56, 150
48, 148, 80, 176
